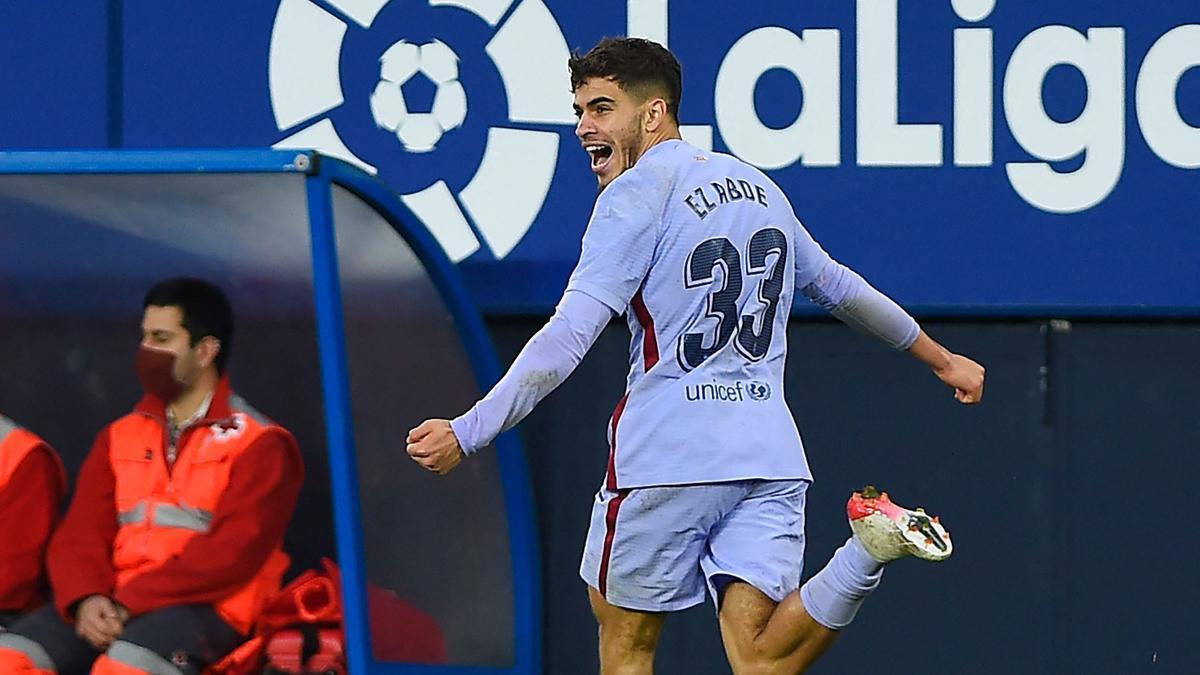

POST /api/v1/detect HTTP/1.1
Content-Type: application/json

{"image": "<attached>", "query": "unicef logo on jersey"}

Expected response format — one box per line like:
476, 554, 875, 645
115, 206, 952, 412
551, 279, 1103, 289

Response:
746, 380, 771, 401
267, 0, 576, 262
684, 380, 772, 403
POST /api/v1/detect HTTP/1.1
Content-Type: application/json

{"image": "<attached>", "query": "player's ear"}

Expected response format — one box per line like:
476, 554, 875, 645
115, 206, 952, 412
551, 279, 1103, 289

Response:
644, 97, 669, 133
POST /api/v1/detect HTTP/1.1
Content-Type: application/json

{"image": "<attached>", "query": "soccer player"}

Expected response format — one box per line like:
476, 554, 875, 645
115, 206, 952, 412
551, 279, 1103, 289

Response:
406, 37, 985, 674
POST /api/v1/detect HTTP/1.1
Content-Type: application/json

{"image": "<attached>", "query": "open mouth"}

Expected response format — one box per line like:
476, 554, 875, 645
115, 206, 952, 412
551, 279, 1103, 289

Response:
584, 143, 614, 174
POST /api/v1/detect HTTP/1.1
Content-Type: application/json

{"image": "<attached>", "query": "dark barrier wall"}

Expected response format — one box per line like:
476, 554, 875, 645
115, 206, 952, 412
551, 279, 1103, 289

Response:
8, 311, 1194, 672
488, 317, 1200, 674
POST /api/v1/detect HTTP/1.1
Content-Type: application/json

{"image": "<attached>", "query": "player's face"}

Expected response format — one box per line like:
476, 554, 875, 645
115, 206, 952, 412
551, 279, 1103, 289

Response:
573, 77, 647, 190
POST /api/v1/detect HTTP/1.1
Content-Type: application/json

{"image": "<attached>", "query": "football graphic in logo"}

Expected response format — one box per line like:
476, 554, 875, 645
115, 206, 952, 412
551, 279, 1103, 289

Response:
370, 40, 468, 153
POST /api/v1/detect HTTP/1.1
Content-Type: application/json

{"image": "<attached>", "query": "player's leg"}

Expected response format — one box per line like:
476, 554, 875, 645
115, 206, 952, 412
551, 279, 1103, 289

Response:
709, 484, 951, 673
716, 533, 890, 672
700, 479, 835, 673
799, 486, 952, 636
579, 483, 742, 674
717, 580, 838, 674
588, 586, 666, 675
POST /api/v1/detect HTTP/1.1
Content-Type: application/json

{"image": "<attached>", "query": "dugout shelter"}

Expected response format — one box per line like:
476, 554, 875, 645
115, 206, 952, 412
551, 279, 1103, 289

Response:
0, 149, 541, 675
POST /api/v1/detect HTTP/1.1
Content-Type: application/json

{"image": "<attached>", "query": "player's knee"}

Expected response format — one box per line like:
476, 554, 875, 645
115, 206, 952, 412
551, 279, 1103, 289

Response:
721, 623, 806, 675
730, 663, 780, 675
724, 637, 772, 675
596, 618, 660, 675
589, 589, 663, 653
728, 652, 808, 675
598, 617, 660, 654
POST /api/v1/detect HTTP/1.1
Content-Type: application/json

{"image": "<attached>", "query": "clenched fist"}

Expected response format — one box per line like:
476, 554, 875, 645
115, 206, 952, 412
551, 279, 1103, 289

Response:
406, 419, 465, 475
75, 595, 127, 650
934, 353, 985, 404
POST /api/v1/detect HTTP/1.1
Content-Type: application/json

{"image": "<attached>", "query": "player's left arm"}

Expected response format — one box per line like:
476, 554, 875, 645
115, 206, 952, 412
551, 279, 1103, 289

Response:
788, 213, 984, 404
906, 328, 985, 404
799, 259, 984, 404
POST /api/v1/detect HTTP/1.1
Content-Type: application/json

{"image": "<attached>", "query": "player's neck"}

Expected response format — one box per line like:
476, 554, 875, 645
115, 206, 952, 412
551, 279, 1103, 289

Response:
636, 125, 683, 162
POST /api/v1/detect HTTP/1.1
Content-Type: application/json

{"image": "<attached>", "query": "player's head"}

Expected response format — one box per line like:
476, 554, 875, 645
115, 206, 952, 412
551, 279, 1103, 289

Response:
569, 37, 682, 189
138, 277, 234, 402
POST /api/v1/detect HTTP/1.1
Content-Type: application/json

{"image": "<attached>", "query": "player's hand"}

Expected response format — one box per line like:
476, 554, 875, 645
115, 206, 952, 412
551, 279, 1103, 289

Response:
75, 595, 125, 650
933, 353, 985, 404
406, 419, 465, 475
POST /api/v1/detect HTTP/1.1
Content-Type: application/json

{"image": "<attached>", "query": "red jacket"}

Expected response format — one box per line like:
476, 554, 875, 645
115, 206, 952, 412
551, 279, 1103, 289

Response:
47, 376, 303, 633
0, 414, 67, 613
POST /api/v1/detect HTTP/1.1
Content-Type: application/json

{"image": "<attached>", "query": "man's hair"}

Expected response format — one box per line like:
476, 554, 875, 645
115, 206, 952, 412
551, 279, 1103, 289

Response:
143, 277, 235, 374
568, 37, 682, 121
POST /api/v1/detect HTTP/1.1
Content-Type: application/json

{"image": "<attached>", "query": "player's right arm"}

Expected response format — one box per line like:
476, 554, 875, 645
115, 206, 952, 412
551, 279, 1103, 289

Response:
407, 290, 615, 475
790, 211, 984, 404
407, 175, 658, 474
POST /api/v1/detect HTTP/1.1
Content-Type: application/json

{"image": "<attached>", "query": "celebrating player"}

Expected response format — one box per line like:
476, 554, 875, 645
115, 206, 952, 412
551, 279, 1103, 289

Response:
407, 37, 984, 674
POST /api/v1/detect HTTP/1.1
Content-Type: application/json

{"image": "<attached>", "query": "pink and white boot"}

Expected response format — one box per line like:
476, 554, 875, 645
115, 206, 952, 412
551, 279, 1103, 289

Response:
848, 485, 953, 563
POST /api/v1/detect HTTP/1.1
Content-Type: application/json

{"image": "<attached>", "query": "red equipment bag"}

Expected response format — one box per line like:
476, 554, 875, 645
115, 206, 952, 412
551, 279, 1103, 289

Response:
209, 558, 446, 674
208, 559, 345, 675
262, 625, 345, 675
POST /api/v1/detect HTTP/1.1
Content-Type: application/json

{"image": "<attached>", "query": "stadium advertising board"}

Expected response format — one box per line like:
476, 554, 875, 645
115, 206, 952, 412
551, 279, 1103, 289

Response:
3, 0, 1198, 314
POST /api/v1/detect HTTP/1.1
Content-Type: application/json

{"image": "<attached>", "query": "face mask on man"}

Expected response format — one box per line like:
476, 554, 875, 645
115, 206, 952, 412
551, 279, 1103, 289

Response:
135, 345, 184, 402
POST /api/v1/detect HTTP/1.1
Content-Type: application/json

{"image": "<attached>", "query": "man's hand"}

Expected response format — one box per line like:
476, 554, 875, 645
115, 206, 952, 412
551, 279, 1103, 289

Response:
934, 353, 985, 404
406, 419, 465, 475
908, 331, 985, 404
75, 595, 126, 650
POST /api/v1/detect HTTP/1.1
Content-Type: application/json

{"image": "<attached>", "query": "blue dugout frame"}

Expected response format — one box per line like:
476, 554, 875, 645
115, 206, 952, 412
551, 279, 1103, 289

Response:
0, 149, 543, 675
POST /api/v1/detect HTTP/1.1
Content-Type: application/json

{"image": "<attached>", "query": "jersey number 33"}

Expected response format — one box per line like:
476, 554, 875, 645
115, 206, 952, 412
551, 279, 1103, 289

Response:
678, 227, 788, 371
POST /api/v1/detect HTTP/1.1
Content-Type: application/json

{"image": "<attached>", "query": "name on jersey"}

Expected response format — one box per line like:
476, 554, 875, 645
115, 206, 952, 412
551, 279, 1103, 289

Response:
684, 379, 772, 403
683, 177, 769, 221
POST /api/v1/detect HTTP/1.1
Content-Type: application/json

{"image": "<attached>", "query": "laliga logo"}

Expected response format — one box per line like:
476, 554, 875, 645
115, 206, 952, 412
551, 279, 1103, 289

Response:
637, 0, 1200, 214
268, 0, 577, 262
704, 0, 1200, 214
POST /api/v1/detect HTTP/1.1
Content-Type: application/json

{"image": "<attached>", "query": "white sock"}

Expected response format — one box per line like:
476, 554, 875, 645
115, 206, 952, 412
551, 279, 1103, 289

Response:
799, 537, 884, 630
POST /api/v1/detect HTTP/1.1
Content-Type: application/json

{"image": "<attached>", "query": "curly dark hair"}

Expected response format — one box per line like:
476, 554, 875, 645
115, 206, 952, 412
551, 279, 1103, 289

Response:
568, 37, 682, 120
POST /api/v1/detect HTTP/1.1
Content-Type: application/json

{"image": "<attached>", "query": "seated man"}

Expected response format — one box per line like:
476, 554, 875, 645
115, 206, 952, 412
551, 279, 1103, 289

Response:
0, 414, 66, 630
0, 277, 304, 675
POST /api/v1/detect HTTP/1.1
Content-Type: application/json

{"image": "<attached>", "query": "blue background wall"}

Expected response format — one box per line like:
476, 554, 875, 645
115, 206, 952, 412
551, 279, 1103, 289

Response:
2, 0, 1197, 314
